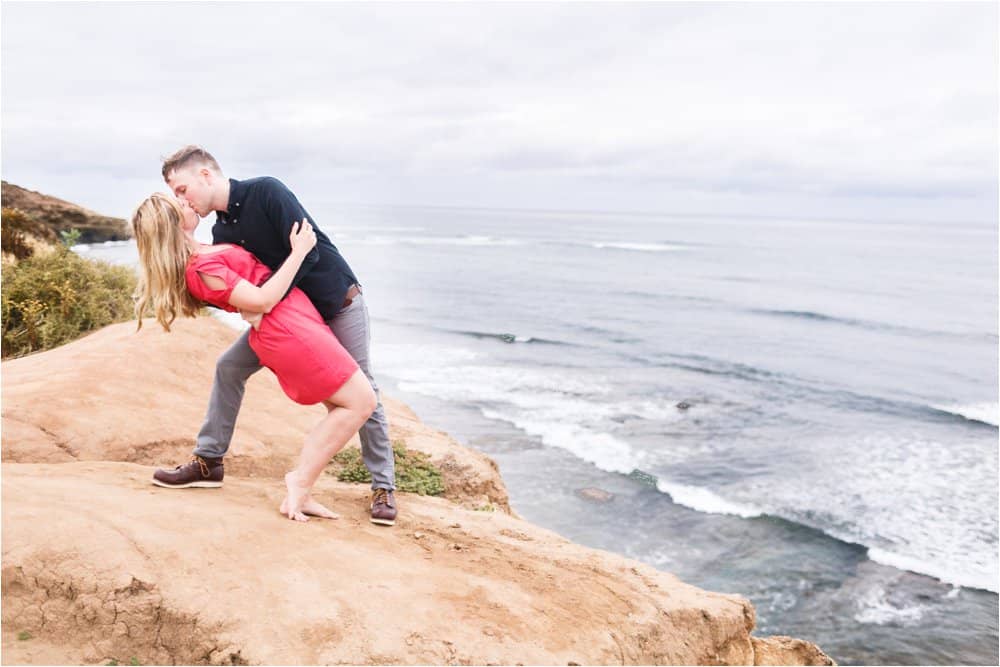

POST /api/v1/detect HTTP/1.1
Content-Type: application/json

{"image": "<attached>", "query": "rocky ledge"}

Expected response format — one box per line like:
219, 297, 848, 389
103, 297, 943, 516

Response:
1, 317, 834, 665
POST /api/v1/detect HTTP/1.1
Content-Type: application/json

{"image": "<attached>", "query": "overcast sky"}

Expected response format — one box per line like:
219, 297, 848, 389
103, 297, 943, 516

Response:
2, 1, 997, 224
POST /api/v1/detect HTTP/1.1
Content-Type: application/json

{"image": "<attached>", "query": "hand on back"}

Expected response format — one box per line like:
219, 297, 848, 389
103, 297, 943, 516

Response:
290, 218, 316, 256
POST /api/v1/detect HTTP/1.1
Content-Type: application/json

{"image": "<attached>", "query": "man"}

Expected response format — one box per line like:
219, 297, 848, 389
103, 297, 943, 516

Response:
152, 145, 397, 526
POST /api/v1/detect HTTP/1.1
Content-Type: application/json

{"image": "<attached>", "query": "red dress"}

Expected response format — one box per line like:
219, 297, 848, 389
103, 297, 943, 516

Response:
186, 245, 359, 405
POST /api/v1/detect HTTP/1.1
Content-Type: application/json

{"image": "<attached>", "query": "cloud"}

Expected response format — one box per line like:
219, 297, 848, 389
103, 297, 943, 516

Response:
1, 2, 996, 222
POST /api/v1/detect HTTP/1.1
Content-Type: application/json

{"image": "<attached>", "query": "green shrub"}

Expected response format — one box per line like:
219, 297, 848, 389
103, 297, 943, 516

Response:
328, 440, 445, 496
1, 245, 137, 358
60, 228, 82, 248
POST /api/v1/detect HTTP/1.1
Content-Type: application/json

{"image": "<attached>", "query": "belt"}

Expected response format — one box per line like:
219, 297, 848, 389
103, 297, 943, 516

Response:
342, 284, 361, 308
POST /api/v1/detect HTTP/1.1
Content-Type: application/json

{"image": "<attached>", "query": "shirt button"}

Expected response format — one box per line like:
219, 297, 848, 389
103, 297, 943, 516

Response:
235, 202, 240, 206
240, 239, 245, 244
233, 218, 238, 222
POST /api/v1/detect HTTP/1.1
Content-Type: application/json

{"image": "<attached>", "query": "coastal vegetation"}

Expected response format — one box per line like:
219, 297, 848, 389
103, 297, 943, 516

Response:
329, 439, 445, 496
1, 205, 136, 359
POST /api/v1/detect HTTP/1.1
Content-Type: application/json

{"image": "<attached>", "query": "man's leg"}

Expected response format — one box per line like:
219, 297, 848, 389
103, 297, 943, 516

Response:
193, 329, 264, 458
327, 294, 396, 493
153, 329, 263, 489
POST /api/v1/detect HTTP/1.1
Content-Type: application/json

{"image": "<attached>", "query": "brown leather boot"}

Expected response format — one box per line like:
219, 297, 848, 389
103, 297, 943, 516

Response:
152, 455, 224, 489
370, 488, 397, 526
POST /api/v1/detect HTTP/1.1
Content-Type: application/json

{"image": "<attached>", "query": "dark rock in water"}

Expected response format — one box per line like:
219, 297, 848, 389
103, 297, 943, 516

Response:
576, 487, 614, 502
676, 401, 692, 410
628, 469, 658, 487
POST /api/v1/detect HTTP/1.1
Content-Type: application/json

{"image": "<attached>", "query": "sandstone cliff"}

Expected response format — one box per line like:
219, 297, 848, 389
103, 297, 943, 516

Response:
1, 317, 834, 665
1, 181, 129, 244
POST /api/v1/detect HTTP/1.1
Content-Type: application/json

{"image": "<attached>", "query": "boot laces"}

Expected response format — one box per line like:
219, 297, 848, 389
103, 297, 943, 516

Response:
191, 456, 210, 478
372, 488, 390, 507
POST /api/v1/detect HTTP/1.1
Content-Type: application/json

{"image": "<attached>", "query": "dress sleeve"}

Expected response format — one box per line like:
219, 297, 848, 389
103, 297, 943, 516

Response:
187, 255, 244, 311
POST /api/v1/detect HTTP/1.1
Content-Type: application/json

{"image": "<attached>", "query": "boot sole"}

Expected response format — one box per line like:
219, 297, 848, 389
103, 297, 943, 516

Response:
151, 479, 223, 489
370, 517, 396, 526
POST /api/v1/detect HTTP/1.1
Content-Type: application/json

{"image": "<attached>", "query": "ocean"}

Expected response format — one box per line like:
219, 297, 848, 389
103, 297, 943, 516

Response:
81, 203, 999, 665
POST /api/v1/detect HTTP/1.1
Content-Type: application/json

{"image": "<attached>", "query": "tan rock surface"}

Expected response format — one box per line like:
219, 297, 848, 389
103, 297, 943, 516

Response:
0, 317, 508, 512
751, 636, 836, 666
1, 317, 834, 665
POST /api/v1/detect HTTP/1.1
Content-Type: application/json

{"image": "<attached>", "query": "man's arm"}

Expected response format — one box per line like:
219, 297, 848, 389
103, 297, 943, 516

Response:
261, 177, 319, 295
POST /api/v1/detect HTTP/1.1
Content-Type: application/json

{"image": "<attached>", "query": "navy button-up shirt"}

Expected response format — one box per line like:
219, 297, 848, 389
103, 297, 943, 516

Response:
212, 177, 358, 321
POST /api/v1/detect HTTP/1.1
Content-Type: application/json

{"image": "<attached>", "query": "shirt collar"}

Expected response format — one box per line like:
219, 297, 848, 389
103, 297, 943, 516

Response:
217, 178, 246, 225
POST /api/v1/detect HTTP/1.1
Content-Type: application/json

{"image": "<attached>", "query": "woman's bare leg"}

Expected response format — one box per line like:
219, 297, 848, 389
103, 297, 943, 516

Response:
283, 400, 339, 519
281, 369, 377, 521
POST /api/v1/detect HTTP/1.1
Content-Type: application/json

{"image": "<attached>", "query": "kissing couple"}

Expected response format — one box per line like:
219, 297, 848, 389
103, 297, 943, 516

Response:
130, 145, 398, 526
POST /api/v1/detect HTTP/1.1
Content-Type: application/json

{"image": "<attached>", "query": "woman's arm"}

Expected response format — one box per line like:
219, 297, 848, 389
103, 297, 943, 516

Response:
197, 219, 316, 314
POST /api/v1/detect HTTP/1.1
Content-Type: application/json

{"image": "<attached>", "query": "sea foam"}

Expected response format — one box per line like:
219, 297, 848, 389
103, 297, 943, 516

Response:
867, 547, 999, 594
591, 241, 686, 252
853, 584, 930, 626
932, 402, 999, 427
654, 479, 764, 518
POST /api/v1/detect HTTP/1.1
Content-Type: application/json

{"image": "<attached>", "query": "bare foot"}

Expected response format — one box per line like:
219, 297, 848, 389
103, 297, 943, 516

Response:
279, 494, 339, 519
301, 495, 339, 519
283, 471, 310, 522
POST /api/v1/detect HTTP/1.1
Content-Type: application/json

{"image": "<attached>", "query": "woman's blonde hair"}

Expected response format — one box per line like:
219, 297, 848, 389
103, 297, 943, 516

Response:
130, 193, 201, 331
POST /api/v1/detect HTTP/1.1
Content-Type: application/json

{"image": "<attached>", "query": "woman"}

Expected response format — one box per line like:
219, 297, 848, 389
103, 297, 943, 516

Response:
131, 193, 377, 523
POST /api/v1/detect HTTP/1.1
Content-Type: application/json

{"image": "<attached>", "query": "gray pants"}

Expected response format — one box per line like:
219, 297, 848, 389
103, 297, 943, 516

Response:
193, 293, 396, 491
